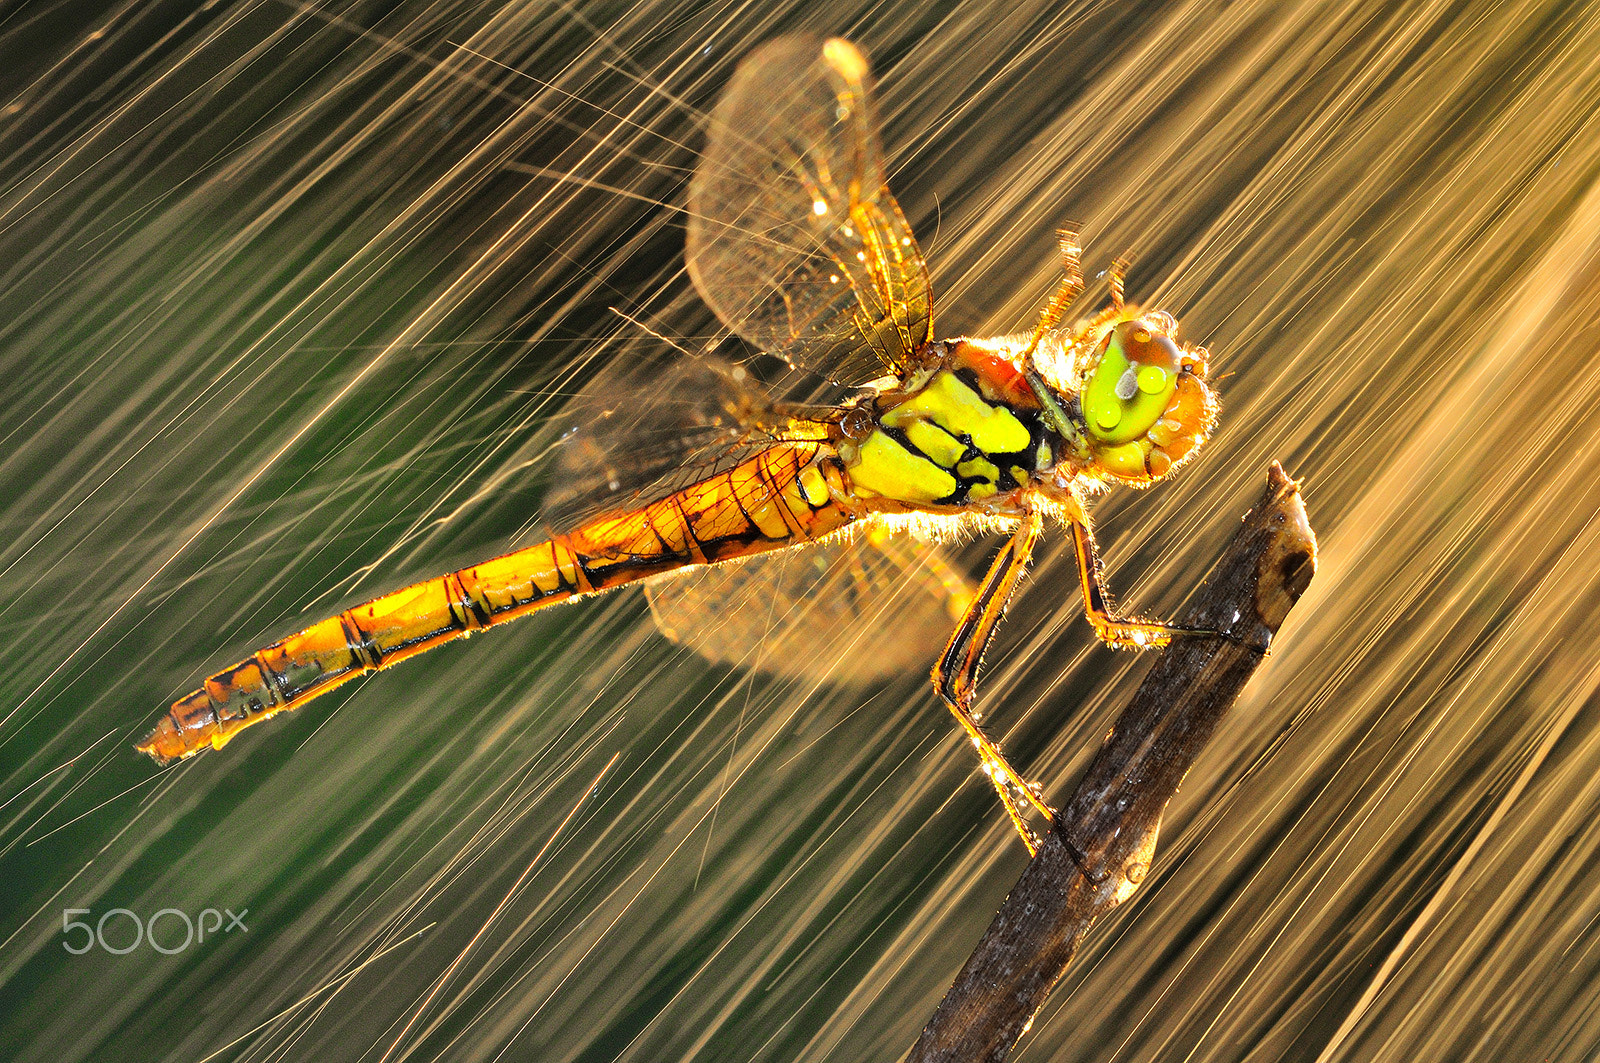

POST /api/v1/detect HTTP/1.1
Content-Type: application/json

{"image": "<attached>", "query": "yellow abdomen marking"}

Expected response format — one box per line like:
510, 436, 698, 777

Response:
798, 464, 831, 506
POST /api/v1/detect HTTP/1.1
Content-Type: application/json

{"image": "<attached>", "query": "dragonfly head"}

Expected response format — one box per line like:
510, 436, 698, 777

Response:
1076, 315, 1218, 486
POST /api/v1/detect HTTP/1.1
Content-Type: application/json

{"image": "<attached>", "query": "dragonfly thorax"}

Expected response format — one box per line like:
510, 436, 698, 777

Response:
835, 341, 1058, 509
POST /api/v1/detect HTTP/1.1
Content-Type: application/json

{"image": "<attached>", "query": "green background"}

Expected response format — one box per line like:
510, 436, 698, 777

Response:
4, 1, 1600, 1060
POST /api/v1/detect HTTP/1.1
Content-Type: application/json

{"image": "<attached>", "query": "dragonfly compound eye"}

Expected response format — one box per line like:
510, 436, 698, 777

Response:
1084, 319, 1218, 483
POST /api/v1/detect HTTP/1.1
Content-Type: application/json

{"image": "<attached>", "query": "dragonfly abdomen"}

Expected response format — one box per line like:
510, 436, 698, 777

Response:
138, 442, 854, 763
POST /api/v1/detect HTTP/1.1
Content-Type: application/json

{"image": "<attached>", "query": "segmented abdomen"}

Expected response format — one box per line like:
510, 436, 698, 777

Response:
138, 443, 851, 763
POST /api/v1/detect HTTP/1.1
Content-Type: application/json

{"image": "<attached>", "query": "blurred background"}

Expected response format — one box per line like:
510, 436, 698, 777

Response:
4, 0, 1600, 1060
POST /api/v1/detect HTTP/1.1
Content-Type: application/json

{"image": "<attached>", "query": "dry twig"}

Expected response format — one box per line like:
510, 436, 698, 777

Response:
908, 462, 1317, 1063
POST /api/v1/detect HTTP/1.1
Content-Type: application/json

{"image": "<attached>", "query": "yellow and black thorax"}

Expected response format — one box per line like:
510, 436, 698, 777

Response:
835, 340, 1061, 509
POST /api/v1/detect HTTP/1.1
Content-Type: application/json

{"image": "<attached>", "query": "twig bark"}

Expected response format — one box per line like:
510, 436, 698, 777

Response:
907, 462, 1317, 1063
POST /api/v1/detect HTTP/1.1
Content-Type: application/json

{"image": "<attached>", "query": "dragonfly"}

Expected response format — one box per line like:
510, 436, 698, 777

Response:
138, 36, 1219, 853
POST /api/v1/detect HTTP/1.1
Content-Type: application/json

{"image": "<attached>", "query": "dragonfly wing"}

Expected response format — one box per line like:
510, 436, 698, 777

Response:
687, 36, 933, 388
540, 350, 831, 530
645, 527, 973, 685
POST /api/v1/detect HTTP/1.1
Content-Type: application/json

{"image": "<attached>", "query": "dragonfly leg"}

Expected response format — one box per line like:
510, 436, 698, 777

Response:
1067, 508, 1213, 648
1108, 254, 1131, 311
933, 507, 1053, 854
1056, 228, 1086, 305
1017, 230, 1087, 368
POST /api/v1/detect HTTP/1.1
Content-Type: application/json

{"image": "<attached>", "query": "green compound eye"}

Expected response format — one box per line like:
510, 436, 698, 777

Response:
1083, 321, 1181, 445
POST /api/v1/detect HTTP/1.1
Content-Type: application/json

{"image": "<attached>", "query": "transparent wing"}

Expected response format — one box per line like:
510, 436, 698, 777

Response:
687, 36, 933, 387
540, 352, 832, 530
646, 525, 973, 685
